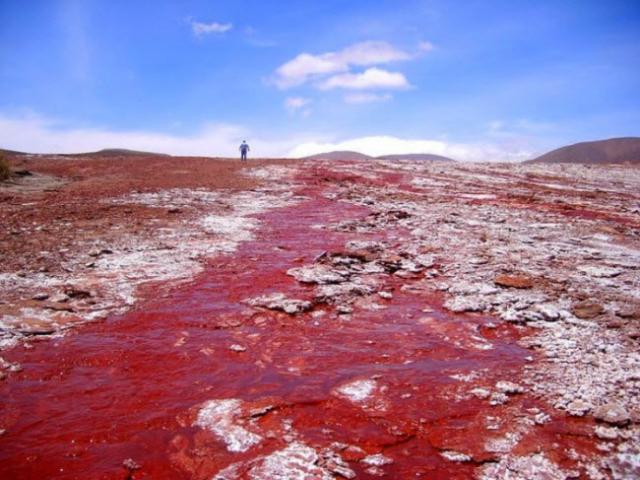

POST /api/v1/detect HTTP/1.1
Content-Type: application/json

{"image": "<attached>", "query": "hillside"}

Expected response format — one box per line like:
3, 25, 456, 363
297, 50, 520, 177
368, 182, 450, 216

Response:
301, 150, 374, 161
527, 137, 640, 164
76, 148, 171, 157
377, 153, 456, 162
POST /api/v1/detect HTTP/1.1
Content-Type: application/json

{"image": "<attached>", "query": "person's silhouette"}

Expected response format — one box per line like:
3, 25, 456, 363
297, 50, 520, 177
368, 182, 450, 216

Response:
239, 141, 250, 161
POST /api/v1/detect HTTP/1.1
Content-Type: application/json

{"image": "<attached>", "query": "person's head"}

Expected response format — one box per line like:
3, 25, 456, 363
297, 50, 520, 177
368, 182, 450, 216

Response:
242, 140, 247, 144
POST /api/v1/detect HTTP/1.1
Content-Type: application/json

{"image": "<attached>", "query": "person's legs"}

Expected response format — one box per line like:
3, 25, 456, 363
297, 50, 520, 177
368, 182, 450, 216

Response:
241, 151, 247, 161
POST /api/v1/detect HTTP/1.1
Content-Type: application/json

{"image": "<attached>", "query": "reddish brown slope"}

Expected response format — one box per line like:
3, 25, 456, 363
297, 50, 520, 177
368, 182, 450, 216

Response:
527, 137, 640, 164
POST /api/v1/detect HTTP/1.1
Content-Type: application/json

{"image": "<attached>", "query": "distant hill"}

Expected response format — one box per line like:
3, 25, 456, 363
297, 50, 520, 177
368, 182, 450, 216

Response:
377, 153, 456, 162
0, 148, 27, 156
302, 150, 374, 161
78, 148, 171, 157
302, 150, 457, 162
0, 148, 170, 157
527, 137, 640, 165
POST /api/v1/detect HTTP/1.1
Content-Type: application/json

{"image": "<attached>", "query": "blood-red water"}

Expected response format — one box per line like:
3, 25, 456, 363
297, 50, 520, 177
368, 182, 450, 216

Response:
0, 165, 600, 479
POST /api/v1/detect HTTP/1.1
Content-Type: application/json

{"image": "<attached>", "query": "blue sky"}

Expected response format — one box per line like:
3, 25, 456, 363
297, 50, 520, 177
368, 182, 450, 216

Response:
0, 0, 639, 160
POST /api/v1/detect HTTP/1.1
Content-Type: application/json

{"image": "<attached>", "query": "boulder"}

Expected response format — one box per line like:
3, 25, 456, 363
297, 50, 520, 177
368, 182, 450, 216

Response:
593, 402, 630, 426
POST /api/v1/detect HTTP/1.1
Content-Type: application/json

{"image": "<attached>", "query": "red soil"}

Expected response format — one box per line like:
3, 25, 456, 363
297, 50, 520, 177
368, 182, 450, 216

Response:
0, 163, 603, 479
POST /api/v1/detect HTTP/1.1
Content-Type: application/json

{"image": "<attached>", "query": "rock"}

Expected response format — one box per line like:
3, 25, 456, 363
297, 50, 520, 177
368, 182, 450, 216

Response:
627, 329, 640, 340
566, 399, 592, 416
534, 412, 551, 425
245, 293, 312, 315
64, 287, 93, 299
605, 319, 625, 329
49, 293, 69, 303
320, 450, 356, 479
344, 240, 384, 261
31, 293, 49, 301
326, 462, 356, 479
593, 402, 630, 426
122, 458, 141, 471
469, 257, 489, 265
571, 301, 604, 319
495, 274, 534, 289
495, 381, 525, 394
414, 253, 436, 268
489, 392, 509, 406
577, 265, 623, 278
616, 306, 639, 319
361, 454, 393, 466
444, 296, 487, 313
378, 291, 393, 300
336, 305, 353, 314
316, 279, 378, 303
440, 451, 472, 462
88, 248, 113, 257
534, 303, 563, 322
229, 344, 247, 352
470, 388, 491, 400
287, 264, 347, 284
594, 425, 619, 440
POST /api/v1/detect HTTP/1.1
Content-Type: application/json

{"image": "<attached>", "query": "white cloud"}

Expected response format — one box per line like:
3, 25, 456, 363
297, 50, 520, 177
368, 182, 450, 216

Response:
192, 21, 233, 36
319, 68, 410, 90
0, 114, 536, 162
343, 93, 392, 104
274, 41, 411, 89
418, 41, 435, 52
287, 135, 535, 162
0, 113, 299, 157
339, 41, 412, 66
284, 97, 312, 116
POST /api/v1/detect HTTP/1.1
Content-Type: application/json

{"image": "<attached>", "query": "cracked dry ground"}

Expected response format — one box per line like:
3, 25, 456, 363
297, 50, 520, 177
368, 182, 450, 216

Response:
1, 158, 640, 479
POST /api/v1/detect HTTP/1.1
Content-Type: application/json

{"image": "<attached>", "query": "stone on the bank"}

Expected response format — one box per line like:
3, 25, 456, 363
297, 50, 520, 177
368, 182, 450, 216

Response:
440, 451, 471, 462
594, 425, 619, 440
496, 381, 525, 394
572, 301, 604, 319
287, 264, 347, 284
495, 274, 534, 289
245, 292, 312, 314
566, 399, 592, 417
444, 296, 487, 313
470, 387, 491, 400
593, 402, 630, 426
361, 453, 393, 466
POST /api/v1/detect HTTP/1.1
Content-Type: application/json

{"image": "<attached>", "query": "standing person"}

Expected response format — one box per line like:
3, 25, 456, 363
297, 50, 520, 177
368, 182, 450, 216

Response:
239, 140, 250, 161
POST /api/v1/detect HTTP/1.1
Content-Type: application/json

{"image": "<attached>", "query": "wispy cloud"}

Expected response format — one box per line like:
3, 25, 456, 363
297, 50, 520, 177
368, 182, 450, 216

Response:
243, 26, 277, 48
192, 21, 233, 36
284, 97, 312, 116
418, 41, 434, 52
274, 41, 411, 89
319, 68, 410, 90
343, 93, 392, 104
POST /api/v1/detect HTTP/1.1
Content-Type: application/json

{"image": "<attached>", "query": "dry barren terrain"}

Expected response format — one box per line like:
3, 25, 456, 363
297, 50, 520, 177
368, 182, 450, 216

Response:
1, 154, 639, 479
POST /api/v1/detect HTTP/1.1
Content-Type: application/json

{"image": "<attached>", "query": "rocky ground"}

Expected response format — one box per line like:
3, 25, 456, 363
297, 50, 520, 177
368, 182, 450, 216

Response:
0, 154, 639, 479
0, 154, 293, 345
